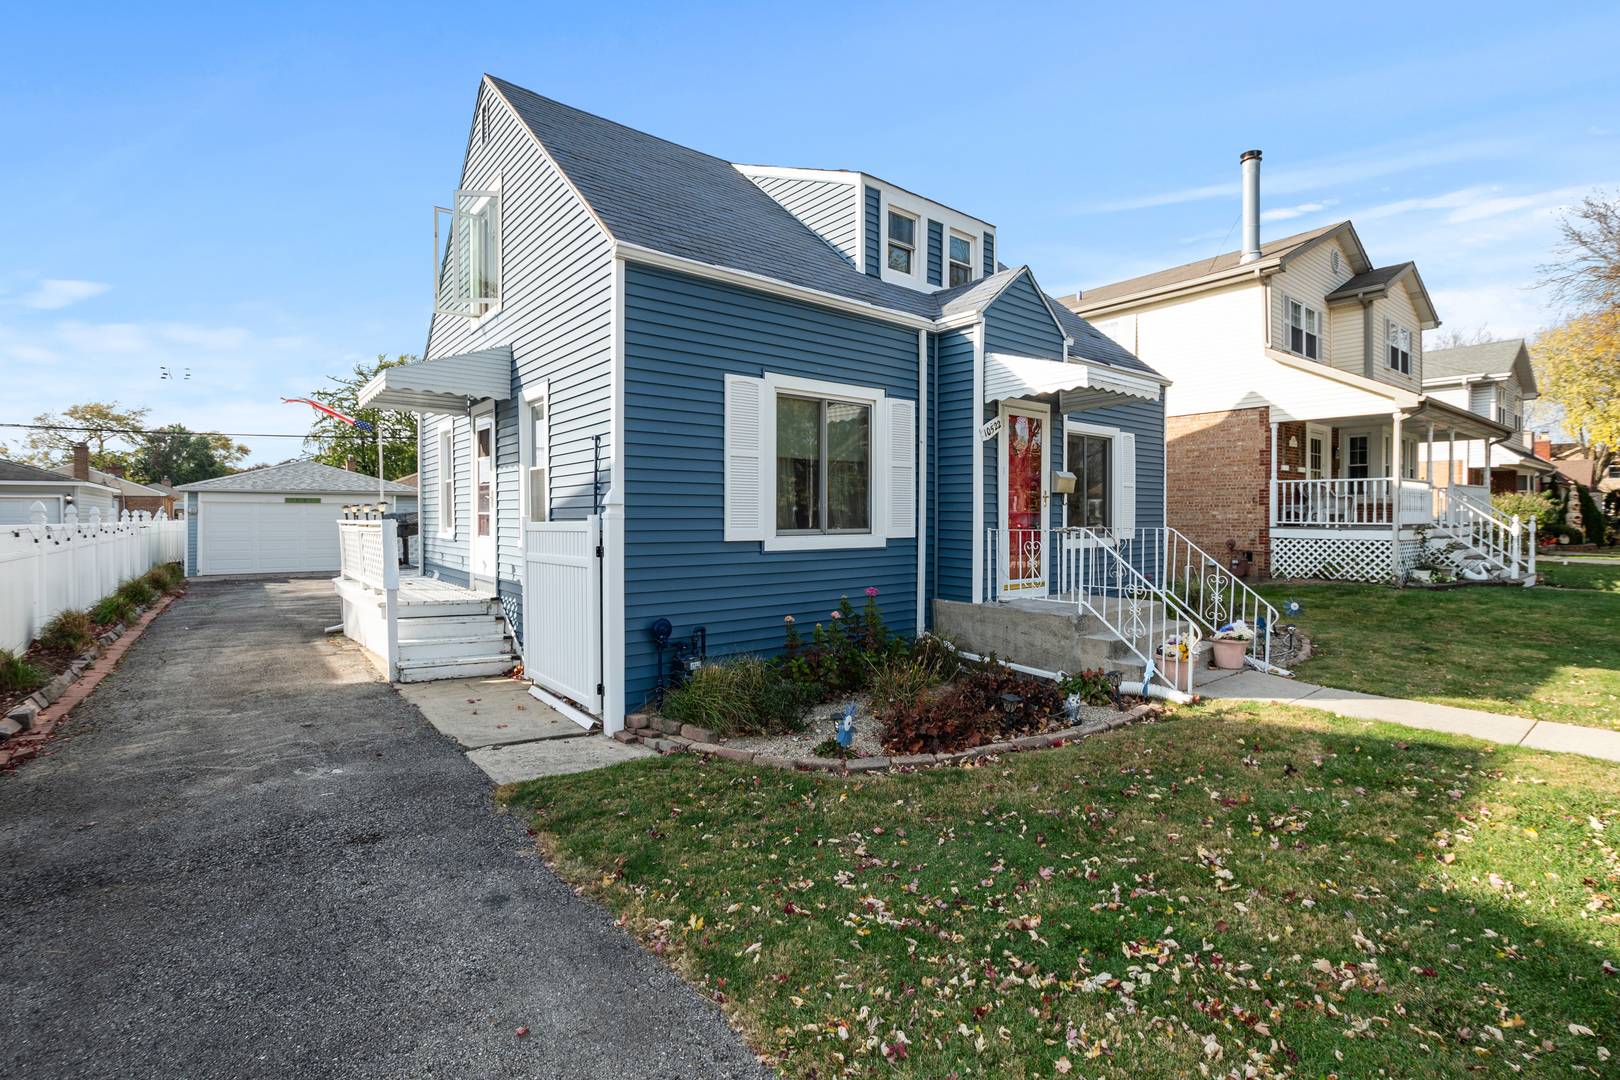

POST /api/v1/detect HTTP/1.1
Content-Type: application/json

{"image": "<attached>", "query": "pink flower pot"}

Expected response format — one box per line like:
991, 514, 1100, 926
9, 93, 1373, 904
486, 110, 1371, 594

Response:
1211, 638, 1250, 670
1155, 656, 1192, 690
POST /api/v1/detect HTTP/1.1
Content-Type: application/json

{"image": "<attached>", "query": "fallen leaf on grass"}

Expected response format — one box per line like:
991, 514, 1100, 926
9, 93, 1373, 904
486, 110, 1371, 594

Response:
1569, 1024, 1595, 1037
515, 1027, 529, 1038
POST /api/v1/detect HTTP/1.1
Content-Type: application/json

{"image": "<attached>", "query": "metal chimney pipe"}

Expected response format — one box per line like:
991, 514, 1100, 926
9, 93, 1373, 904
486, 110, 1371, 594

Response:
1239, 150, 1262, 264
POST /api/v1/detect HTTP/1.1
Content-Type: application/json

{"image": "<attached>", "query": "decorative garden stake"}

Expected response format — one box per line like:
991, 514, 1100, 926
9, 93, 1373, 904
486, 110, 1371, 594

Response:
835, 701, 856, 750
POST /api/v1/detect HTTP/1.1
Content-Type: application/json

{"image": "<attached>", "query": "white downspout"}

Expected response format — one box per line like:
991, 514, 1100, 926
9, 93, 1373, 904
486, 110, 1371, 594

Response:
1391, 410, 1403, 580
971, 320, 986, 603
916, 327, 928, 636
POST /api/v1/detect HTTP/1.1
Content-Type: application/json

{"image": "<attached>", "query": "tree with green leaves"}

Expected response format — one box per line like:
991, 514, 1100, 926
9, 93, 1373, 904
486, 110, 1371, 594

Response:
14, 401, 149, 470
128, 426, 234, 487
296, 355, 419, 480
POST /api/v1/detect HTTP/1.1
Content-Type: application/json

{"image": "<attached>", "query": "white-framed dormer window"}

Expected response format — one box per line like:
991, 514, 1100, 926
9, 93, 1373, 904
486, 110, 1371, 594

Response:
434, 188, 501, 318
949, 233, 973, 287
436, 421, 457, 538
1287, 298, 1323, 360
1387, 320, 1413, 375
887, 210, 916, 275
521, 382, 549, 523
723, 372, 915, 552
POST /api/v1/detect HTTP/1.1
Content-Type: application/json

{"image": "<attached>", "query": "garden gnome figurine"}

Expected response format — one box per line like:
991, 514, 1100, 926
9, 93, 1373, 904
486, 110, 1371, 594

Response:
835, 701, 856, 750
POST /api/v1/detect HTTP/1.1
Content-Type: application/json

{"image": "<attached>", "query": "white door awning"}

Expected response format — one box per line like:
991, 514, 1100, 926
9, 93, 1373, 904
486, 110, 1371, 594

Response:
357, 347, 513, 413
984, 352, 1161, 412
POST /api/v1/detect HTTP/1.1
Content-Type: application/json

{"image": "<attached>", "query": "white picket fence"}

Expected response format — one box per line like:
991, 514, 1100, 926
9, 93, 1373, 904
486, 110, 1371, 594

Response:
0, 503, 187, 654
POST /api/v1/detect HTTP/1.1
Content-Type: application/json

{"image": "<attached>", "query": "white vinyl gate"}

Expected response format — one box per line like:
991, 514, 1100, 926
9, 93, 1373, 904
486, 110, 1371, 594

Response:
523, 517, 601, 715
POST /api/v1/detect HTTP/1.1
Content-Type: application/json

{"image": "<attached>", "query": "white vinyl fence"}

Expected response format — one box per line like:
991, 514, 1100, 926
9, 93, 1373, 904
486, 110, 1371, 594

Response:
0, 503, 186, 654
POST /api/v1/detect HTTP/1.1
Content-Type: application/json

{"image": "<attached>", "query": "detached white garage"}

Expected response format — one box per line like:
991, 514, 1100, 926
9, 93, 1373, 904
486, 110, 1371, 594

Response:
179, 461, 417, 577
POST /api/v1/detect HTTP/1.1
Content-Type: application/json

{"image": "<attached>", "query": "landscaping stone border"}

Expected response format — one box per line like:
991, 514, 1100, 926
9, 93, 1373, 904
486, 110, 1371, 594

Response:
0, 595, 178, 768
612, 702, 1160, 774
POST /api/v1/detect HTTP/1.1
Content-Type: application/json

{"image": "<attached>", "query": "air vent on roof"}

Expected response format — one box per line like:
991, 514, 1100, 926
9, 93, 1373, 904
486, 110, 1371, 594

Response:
1331, 249, 1341, 274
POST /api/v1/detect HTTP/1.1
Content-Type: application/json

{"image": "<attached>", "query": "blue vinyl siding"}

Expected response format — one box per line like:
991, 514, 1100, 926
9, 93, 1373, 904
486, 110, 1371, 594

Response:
983, 232, 995, 278
934, 327, 976, 603
622, 263, 919, 708
984, 272, 1065, 360
744, 174, 860, 267
925, 333, 938, 620
863, 186, 882, 277
926, 220, 943, 287
1076, 397, 1167, 534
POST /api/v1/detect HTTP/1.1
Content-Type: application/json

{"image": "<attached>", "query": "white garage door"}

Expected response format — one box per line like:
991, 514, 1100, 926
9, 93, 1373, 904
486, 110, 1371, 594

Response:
197, 494, 344, 575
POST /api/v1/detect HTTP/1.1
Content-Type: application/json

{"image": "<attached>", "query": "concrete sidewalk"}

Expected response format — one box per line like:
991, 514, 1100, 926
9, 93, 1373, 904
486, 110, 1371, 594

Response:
1193, 664, 1620, 762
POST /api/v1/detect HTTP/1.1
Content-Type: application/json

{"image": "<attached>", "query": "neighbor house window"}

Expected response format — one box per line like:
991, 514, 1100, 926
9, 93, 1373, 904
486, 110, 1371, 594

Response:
1347, 434, 1370, 479
1064, 434, 1111, 528
1494, 385, 1513, 427
1387, 320, 1413, 375
949, 234, 973, 287
437, 426, 456, 537
1288, 299, 1323, 360
527, 392, 548, 523
887, 211, 916, 274
777, 396, 871, 533
1308, 434, 1325, 480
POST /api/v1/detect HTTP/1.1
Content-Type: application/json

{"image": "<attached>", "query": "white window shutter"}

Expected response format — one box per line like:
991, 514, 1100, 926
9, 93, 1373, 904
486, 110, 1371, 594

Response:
886, 398, 917, 538
723, 375, 766, 541
1114, 431, 1136, 534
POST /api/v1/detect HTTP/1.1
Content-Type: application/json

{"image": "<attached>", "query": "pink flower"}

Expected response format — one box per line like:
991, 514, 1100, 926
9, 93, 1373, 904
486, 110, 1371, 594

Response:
865, 587, 879, 597
831, 611, 842, 619
783, 615, 795, 624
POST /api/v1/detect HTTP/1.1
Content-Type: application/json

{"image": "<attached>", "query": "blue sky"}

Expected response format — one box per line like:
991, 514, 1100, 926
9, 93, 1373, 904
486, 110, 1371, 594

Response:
4, 0, 1617, 464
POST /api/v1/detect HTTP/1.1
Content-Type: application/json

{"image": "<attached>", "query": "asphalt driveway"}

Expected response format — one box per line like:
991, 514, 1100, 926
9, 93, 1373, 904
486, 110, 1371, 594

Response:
0, 578, 768, 1079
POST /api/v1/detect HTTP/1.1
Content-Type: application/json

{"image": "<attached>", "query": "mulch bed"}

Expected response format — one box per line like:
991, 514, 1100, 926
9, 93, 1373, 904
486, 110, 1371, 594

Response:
0, 618, 123, 718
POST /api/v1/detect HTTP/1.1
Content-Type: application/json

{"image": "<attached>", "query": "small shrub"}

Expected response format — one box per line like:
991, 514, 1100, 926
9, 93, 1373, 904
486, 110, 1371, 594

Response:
142, 562, 184, 593
37, 608, 96, 653
116, 578, 156, 606
661, 655, 820, 737
90, 594, 136, 627
879, 664, 1064, 755
1057, 668, 1116, 707
1491, 491, 1557, 530
867, 646, 955, 712
956, 667, 1063, 739
0, 649, 48, 693
778, 588, 906, 696
1576, 484, 1608, 546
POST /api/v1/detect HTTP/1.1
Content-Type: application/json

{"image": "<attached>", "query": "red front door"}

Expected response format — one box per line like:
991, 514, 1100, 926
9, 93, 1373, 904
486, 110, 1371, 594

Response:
1006, 412, 1044, 588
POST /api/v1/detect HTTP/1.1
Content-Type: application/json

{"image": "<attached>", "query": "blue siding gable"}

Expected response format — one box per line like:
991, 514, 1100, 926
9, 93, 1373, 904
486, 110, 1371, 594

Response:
863, 186, 882, 277
983, 233, 995, 278
621, 263, 920, 708
984, 271, 1065, 360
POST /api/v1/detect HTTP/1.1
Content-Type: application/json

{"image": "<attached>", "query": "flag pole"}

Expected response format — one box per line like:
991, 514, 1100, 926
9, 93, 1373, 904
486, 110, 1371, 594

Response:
378, 422, 385, 509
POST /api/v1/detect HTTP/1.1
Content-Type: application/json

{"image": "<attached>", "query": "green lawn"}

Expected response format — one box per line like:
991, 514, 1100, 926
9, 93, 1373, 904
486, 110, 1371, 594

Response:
504, 705, 1619, 1079
1540, 561, 1620, 593
1257, 581, 1620, 730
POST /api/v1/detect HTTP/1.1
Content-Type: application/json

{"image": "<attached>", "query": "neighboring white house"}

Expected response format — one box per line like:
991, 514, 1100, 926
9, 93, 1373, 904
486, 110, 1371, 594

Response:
0, 457, 120, 525
1060, 151, 1528, 582
178, 461, 416, 576
1420, 339, 1555, 493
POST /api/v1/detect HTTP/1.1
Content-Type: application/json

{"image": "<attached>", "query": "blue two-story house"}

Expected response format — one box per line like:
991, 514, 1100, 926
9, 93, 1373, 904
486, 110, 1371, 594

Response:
356, 75, 1170, 729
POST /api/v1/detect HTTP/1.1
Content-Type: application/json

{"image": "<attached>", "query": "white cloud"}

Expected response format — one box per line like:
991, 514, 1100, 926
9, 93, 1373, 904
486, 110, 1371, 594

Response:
23, 279, 111, 309
1260, 199, 1338, 223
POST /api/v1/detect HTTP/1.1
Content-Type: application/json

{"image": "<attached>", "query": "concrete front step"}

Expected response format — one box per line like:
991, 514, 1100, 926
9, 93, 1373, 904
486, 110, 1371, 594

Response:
935, 598, 1200, 679
396, 634, 514, 663
396, 653, 517, 683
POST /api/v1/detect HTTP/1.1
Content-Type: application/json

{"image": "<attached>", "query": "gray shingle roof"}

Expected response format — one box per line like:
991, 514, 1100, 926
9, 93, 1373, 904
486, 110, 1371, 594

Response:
49, 464, 172, 498
1048, 298, 1160, 377
1324, 262, 1414, 298
1422, 339, 1532, 381
175, 460, 417, 494
0, 457, 116, 489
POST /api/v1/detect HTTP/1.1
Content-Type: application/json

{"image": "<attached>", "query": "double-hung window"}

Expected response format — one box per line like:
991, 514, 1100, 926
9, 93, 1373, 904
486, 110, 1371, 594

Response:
1287, 299, 1323, 360
436, 424, 456, 537
1387, 320, 1413, 375
887, 211, 916, 274
525, 386, 548, 523
948, 234, 973, 287
1494, 385, 1511, 427
777, 396, 871, 533
1347, 434, 1370, 479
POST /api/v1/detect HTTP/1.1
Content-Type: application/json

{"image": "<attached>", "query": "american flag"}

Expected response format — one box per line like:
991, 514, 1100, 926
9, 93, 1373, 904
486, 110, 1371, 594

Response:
282, 398, 374, 433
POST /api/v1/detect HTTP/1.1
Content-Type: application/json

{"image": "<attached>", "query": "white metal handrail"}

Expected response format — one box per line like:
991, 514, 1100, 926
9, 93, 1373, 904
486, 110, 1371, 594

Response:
1115, 527, 1277, 669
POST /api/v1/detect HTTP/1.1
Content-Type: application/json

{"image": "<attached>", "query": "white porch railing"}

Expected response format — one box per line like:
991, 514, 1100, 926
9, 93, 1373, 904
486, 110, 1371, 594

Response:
0, 504, 186, 654
985, 526, 1202, 694
1117, 527, 1278, 669
1274, 478, 1434, 527
337, 516, 399, 680
1433, 487, 1535, 579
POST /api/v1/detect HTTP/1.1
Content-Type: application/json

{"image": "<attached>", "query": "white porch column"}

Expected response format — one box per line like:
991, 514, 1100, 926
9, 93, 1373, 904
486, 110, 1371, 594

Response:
1268, 421, 1279, 527
1426, 422, 1436, 522
1448, 430, 1457, 488
1390, 411, 1403, 579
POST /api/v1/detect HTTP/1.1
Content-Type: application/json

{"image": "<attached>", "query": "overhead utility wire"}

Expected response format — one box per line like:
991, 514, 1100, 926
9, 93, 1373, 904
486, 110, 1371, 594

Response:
0, 422, 315, 439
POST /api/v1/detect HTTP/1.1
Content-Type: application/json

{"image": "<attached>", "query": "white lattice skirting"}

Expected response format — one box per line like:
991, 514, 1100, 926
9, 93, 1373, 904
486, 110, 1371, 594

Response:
1272, 535, 1412, 582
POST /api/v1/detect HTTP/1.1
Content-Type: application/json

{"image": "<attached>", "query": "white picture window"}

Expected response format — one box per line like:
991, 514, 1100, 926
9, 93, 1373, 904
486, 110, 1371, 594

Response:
1387, 320, 1413, 375
724, 373, 913, 550
523, 383, 549, 523
887, 211, 916, 275
949, 233, 973, 287
434, 189, 501, 317
1287, 298, 1323, 360
436, 423, 456, 538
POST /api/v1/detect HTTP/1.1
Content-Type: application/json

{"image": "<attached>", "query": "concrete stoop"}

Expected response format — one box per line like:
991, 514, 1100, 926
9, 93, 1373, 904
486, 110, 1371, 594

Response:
933, 597, 1194, 680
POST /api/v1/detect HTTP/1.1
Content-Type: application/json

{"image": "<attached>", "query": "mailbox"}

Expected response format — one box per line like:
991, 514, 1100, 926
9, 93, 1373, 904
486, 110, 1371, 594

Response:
1050, 470, 1077, 494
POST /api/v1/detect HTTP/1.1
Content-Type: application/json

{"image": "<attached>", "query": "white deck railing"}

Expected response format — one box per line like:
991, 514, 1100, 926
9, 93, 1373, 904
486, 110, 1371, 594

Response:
337, 516, 398, 680
1274, 477, 1435, 527
0, 505, 186, 654
1433, 487, 1535, 578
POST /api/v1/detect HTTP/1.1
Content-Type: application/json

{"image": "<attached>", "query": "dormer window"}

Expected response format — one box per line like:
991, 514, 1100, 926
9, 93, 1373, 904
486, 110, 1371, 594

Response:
887, 211, 916, 274
1287, 298, 1322, 360
949, 234, 973, 287
1387, 320, 1412, 375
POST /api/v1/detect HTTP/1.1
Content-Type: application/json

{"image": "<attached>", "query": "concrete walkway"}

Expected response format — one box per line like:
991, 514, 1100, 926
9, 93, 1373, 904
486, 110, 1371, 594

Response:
1194, 663, 1620, 763
0, 577, 767, 1080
